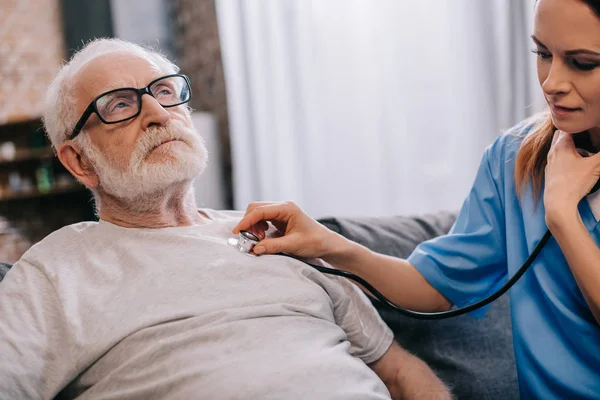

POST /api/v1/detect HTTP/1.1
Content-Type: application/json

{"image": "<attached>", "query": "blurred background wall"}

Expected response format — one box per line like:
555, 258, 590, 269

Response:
0, 0, 542, 260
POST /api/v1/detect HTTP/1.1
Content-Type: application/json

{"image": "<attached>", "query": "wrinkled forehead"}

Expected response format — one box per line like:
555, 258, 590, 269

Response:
72, 52, 170, 109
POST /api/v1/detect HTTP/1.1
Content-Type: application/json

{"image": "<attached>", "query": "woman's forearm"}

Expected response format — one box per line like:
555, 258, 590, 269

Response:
322, 235, 452, 312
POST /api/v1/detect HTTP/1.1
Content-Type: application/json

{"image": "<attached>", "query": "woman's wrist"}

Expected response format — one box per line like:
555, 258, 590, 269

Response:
545, 202, 581, 234
321, 231, 370, 272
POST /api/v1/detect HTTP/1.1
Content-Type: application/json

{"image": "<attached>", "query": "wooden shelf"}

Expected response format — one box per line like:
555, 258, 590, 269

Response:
0, 183, 85, 201
0, 115, 43, 127
0, 147, 54, 165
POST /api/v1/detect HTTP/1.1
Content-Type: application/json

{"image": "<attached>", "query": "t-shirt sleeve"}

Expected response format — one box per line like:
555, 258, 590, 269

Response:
407, 141, 508, 317
331, 276, 394, 364
0, 259, 77, 399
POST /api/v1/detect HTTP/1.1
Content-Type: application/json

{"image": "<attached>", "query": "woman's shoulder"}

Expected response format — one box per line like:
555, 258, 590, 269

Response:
487, 114, 546, 162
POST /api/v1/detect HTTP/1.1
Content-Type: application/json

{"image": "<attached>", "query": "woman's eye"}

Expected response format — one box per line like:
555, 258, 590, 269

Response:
531, 49, 551, 59
572, 59, 599, 71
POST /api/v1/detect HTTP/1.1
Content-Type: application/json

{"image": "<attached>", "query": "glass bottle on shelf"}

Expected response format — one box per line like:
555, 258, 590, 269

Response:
8, 171, 21, 194
35, 159, 55, 194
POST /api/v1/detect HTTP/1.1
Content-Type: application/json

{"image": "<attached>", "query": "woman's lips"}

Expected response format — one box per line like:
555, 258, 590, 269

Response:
550, 103, 581, 116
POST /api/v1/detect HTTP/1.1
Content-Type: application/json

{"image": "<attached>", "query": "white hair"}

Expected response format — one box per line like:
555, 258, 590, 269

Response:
42, 38, 179, 149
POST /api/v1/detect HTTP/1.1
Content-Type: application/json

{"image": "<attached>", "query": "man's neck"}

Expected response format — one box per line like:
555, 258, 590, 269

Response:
98, 184, 210, 228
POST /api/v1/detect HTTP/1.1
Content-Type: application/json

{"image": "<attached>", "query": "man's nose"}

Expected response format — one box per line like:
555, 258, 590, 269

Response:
139, 94, 170, 129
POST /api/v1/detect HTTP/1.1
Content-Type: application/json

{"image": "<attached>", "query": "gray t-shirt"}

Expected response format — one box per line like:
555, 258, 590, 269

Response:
0, 209, 393, 399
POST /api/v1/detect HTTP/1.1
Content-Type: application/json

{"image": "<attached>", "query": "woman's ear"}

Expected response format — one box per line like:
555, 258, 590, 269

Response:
57, 141, 99, 188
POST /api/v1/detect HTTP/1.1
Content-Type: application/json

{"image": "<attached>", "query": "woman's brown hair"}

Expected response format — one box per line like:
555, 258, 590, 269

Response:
514, 113, 554, 201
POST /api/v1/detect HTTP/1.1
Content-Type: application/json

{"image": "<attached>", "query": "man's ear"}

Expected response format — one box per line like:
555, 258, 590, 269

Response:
57, 141, 99, 188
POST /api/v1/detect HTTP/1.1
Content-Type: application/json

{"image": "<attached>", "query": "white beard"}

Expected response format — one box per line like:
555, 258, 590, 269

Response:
78, 119, 208, 201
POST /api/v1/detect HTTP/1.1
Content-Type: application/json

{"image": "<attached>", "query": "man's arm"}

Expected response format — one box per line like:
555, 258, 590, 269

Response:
369, 341, 452, 400
0, 259, 77, 399
329, 275, 452, 399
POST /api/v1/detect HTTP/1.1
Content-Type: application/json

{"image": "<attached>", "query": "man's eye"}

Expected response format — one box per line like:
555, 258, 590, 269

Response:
111, 101, 132, 111
156, 87, 173, 96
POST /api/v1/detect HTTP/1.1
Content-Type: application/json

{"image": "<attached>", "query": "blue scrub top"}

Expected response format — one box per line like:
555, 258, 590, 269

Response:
408, 121, 600, 399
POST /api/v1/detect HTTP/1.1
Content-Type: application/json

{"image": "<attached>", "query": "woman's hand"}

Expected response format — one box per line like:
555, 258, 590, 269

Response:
544, 130, 600, 228
232, 201, 346, 258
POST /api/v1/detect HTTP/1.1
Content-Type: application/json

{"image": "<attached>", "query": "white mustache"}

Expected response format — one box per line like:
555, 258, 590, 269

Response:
133, 121, 197, 162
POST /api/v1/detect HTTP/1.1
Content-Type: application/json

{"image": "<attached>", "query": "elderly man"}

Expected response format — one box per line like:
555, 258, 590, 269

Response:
0, 39, 450, 399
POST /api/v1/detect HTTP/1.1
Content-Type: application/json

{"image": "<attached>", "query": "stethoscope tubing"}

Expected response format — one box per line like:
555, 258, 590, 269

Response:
233, 229, 553, 320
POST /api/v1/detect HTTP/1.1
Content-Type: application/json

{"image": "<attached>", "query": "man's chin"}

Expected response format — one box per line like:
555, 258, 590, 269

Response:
96, 138, 207, 201
98, 164, 201, 201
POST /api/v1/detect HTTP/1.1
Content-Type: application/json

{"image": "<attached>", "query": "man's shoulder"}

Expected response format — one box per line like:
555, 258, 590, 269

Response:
201, 208, 244, 221
42, 220, 100, 243
488, 114, 543, 161
21, 221, 100, 262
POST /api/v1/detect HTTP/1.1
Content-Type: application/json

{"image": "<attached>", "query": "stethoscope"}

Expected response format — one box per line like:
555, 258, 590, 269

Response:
228, 136, 600, 319
227, 135, 600, 320
228, 229, 552, 320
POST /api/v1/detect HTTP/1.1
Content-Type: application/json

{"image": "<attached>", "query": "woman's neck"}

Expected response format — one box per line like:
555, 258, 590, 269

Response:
584, 128, 600, 152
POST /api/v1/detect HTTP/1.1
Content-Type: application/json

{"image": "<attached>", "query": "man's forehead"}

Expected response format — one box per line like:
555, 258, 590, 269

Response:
73, 52, 165, 99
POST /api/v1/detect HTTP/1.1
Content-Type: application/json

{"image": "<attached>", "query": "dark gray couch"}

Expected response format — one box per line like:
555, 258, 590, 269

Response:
0, 211, 519, 399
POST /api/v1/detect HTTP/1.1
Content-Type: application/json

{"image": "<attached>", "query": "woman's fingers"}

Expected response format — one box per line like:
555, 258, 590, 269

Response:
252, 235, 295, 255
548, 131, 579, 165
551, 129, 561, 147
233, 200, 340, 259
233, 202, 294, 234
233, 202, 281, 234
240, 201, 277, 218
246, 220, 269, 240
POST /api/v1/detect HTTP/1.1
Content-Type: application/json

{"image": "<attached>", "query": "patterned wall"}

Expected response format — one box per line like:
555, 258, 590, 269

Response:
170, 0, 233, 208
0, 0, 66, 124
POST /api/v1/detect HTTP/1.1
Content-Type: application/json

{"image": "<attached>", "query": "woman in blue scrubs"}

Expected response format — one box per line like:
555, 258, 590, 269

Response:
233, 0, 600, 398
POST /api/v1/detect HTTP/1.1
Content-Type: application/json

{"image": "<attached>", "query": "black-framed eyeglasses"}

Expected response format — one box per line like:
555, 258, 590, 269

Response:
69, 74, 192, 139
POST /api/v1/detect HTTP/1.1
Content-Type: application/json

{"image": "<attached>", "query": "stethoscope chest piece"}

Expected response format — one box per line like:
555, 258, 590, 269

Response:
228, 230, 260, 256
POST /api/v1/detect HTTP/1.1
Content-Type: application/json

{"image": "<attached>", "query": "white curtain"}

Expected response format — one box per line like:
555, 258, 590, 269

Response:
216, 0, 543, 218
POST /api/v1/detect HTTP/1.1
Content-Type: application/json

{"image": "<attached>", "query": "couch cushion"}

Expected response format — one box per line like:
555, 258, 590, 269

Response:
318, 212, 519, 400
0, 262, 12, 282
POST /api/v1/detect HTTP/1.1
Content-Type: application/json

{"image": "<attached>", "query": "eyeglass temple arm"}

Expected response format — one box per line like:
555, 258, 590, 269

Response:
70, 105, 95, 140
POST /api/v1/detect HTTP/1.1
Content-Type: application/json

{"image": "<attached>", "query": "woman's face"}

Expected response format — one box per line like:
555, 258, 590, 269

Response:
534, 0, 600, 135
